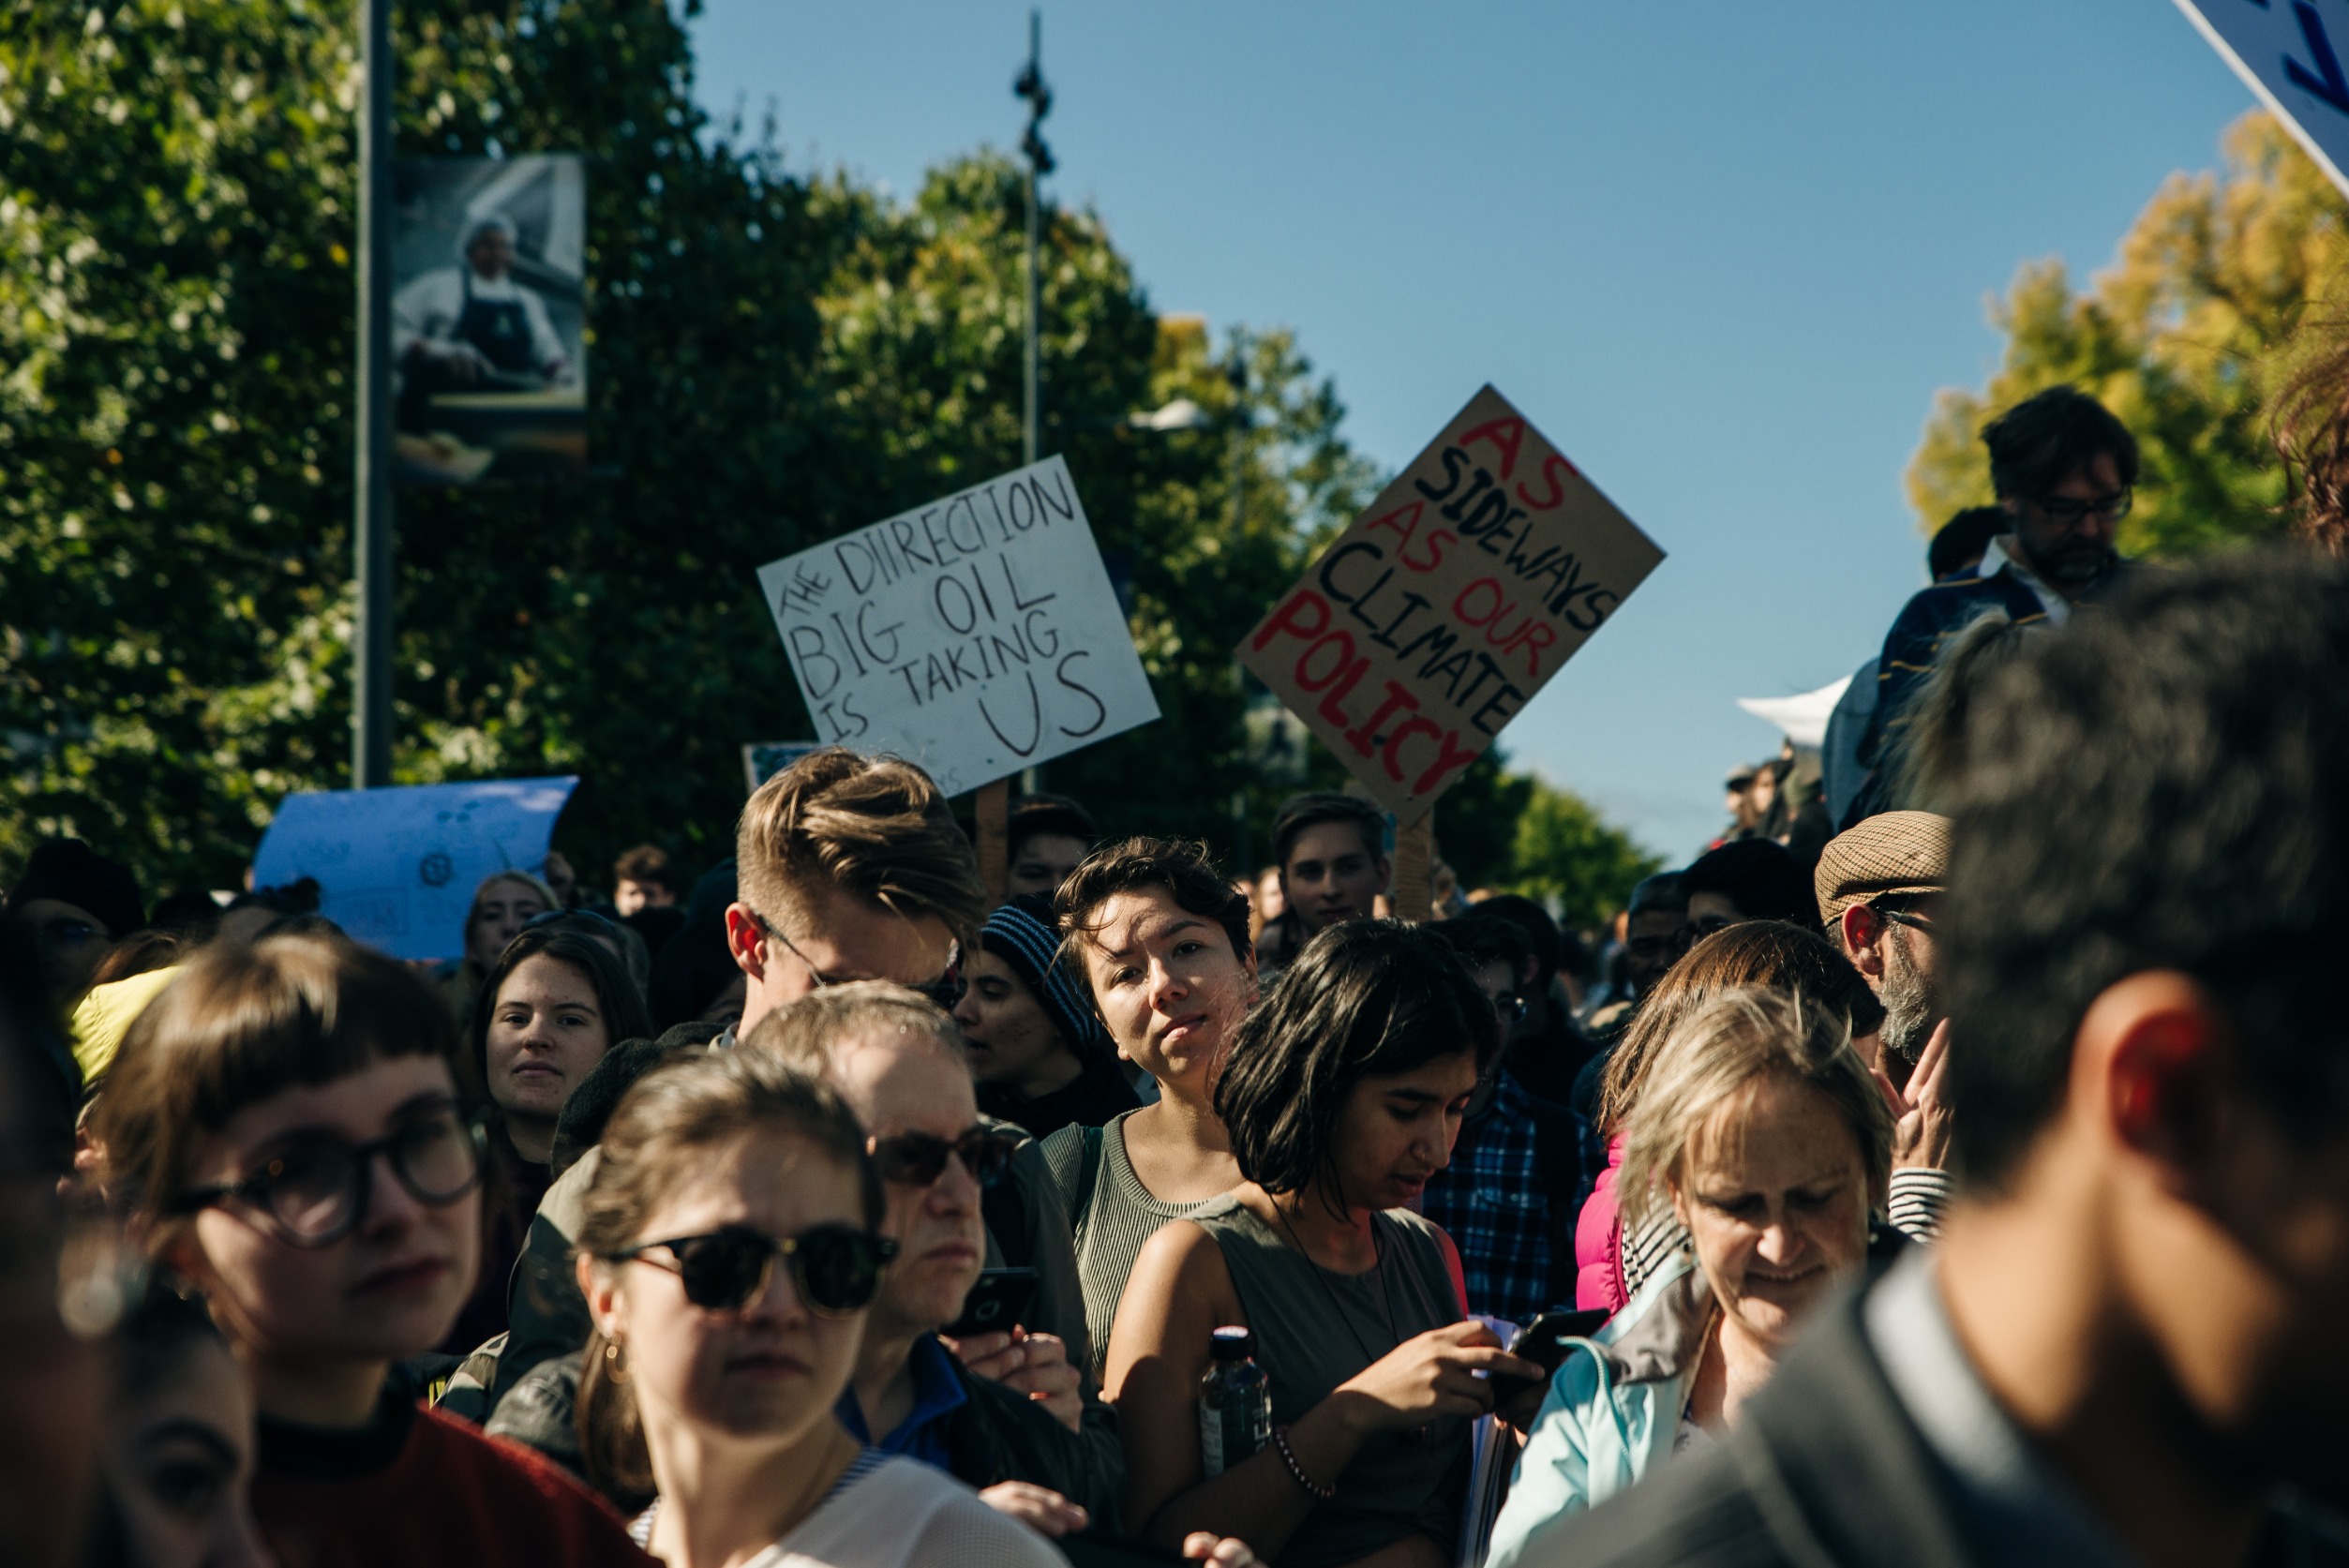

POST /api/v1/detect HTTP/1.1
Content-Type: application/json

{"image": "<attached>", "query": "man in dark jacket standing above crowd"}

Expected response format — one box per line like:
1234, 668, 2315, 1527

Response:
1851, 385, 2138, 821
1533, 550, 2349, 1567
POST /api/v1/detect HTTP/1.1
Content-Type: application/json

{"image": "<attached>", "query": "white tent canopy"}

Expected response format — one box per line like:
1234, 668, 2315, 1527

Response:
1736, 676, 1852, 750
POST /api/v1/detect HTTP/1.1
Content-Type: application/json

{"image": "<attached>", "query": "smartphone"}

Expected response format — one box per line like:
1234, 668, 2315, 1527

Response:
1489, 1307, 1611, 1403
1057, 1532, 1190, 1568
946, 1266, 1040, 1338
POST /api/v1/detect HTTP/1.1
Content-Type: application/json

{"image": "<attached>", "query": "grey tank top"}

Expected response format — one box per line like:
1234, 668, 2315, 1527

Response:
1041, 1111, 1227, 1381
1190, 1202, 1470, 1568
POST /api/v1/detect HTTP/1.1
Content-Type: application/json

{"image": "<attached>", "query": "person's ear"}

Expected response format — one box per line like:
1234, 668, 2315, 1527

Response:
724, 903, 768, 982
2076, 971, 2226, 1182
1839, 905, 1888, 977
576, 1250, 622, 1337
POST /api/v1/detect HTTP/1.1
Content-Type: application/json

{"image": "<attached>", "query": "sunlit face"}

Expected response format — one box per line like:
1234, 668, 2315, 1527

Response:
1281, 824, 1387, 933
586, 1128, 869, 1452
486, 954, 613, 1137
1670, 1076, 1871, 1351
614, 878, 674, 918
104, 1336, 269, 1568
951, 948, 1070, 1091
831, 1037, 986, 1335
1326, 1050, 1479, 1213
1076, 886, 1257, 1097
2008, 449, 2124, 590
732, 884, 958, 1013
174, 1055, 481, 1372
467, 878, 547, 970
1254, 869, 1286, 925
1008, 833, 1089, 901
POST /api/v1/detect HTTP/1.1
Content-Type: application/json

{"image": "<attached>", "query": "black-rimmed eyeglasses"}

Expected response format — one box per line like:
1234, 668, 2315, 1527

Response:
171, 1103, 490, 1248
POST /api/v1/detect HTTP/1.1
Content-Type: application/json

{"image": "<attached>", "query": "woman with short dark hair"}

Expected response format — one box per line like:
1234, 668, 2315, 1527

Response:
1105, 920, 1544, 1568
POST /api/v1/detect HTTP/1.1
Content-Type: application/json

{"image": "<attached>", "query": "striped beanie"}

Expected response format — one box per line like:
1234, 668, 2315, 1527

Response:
980, 894, 1105, 1051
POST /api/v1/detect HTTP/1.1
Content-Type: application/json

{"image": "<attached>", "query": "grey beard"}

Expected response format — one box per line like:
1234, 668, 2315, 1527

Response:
1878, 934, 1939, 1068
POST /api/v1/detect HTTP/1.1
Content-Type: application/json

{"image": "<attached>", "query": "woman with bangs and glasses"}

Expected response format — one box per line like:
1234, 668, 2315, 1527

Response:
1107, 920, 1548, 1568
87, 930, 651, 1568
574, 1045, 1068, 1568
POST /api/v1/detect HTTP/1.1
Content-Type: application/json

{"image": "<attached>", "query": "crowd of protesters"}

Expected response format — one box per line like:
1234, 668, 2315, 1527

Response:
7, 377, 2349, 1568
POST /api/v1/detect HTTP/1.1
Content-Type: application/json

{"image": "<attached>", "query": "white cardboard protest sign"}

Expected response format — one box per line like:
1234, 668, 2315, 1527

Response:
1237, 385, 1664, 823
756, 457, 1160, 794
251, 777, 578, 961
2175, 0, 2349, 199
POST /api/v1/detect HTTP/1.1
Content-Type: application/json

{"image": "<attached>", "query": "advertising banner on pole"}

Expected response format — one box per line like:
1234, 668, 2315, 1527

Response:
392, 154, 589, 484
251, 777, 578, 961
1237, 385, 1664, 823
756, 457, 1160, 795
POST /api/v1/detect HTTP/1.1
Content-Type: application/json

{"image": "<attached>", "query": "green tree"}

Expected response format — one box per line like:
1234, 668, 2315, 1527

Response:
1501, 773, 1660, 933
1907, 111, 2349, 554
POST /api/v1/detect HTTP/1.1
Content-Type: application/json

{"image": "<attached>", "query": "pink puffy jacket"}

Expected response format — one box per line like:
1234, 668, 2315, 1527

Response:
1572, 1131, 1628, 1314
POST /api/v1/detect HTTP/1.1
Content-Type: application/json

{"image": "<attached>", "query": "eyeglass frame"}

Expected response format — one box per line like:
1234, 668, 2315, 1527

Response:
606, 1221, 899, 1318
746, 909, 966, 1010
2025, 486, 2132, 528
866, 1125, 1021, 1190
168, 1101, 492, 1249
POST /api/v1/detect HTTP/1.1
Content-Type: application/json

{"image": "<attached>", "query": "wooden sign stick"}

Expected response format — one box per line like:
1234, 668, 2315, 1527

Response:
1390, 815, 1432, 924
977, 777, 1010, 906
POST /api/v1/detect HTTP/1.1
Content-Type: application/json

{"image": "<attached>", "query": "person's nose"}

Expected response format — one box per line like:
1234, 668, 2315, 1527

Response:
1753, 1213, 1803, 1265
741, 1248, 812, 1330
356, 1148, 427, 1239
215, 1496, 276, 1568
1145, 955, 1189, 1011
930, 1152, 982, 1217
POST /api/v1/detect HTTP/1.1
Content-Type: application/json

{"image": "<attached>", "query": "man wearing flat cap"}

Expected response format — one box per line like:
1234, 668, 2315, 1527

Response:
1818, 810, 1953, 1238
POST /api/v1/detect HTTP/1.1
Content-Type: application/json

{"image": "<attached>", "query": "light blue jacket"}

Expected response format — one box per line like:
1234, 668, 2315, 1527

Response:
1485, 1255, 1713, 1568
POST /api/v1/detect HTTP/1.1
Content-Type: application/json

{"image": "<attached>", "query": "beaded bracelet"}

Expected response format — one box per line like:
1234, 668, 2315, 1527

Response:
1272, 1425, 1336, 1501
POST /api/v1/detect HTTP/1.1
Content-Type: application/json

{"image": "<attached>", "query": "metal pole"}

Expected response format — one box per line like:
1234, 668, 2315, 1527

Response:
352, 0, 395, 788
1022, 9, 1041, 468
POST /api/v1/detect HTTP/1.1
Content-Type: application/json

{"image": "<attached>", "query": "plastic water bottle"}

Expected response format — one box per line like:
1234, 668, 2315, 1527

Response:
1199, 1325, 1271, 1477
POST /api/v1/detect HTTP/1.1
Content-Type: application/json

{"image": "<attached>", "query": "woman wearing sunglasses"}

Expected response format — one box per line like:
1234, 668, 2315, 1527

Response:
575, 1039, 1065, 1568
90, 930, 650, 1568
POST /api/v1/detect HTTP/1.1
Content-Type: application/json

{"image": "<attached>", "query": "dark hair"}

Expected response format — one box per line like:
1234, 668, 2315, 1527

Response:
576, 1049, 881, 1500
225, 877, 321, 919
612, 844, 676, 894
1270, 792, 1387, 872
1944, 548, 2349, 1188
1982, 385, 2139, 501
1681, 839, 1816, 928
1008, 792, 1100, 857
85, 930, 185, 992
111, 1281, 229, 1405
1928, 506, 2008, 582
469, 928, 654, 1104
1057, 836, 1252, 973
1217, 920, 1494, 1204
92, 932, 470, 1239
1625, 872, 1686, 919
1468, 893, 1562, 985
524, 909, 651, 1008
1428, 912, 1532, 978
1597, 920, 1883, 1136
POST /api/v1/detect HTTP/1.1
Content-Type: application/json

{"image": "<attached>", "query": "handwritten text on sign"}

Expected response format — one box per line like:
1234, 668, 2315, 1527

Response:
1237, 385, 1664, 822
756, 457, 1160, 794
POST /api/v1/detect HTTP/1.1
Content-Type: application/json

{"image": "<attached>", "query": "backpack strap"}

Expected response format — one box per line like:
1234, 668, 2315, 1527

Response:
1070, 1123, 1106, 1243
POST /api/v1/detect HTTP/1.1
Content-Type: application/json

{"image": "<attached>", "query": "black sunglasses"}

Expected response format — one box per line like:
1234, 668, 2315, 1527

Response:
172, 1103, 490, 1248
609, 1222, 897, 1316
868, 1126, 1020, 1189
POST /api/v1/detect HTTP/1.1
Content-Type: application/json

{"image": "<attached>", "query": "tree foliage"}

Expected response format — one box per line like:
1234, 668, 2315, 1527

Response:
1907, 112, 2349, 555
1, 0, 1653, 920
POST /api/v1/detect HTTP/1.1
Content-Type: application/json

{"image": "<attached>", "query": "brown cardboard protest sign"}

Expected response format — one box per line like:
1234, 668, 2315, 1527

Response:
1237, 385, 1664, 823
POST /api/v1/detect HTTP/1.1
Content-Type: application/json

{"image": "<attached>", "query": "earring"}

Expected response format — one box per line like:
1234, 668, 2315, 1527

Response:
603, 1337, 631, 1385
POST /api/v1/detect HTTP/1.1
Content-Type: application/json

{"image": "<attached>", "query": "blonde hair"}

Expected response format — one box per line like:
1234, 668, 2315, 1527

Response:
739, 980, 967, 1078
1618, 987, 1892, 1231
734, 748, 986, 949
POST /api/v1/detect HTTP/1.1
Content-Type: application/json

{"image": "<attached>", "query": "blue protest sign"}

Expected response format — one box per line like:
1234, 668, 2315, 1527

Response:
2176, 0, 2349, 198
250, 777, 578, 961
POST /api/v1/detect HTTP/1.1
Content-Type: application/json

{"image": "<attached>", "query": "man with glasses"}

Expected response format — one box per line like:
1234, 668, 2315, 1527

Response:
1854, 384, 2139, 825
1818, 810, 1955, 1241
1423, 915, 1583, 1326
753, 984, 1124, 1537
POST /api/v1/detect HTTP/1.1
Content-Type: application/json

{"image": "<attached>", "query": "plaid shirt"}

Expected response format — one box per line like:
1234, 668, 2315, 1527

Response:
1420, 1068, 1555, 1326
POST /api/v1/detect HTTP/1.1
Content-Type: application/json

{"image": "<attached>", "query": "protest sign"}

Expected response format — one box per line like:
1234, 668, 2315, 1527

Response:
756, 457, 1160, 795
1237, 385, 1663, 823
2174, 0, 2349, 200
251, 777, 578, 961
741, 740, 826, 795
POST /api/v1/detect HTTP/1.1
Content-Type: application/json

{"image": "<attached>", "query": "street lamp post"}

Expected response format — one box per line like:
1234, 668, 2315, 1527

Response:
352, 0, 395, 788
1014, 11, 1053, 469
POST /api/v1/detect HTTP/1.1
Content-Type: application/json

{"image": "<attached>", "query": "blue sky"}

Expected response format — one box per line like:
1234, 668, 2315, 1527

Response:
686, 0, 2258, 860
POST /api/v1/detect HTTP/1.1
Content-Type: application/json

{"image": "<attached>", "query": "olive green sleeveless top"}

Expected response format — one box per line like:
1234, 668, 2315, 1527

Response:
1190, 1201, 1470, 1568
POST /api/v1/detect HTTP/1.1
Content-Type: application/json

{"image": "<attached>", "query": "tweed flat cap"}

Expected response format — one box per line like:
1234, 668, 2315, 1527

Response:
1815, 811, 1950, 929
